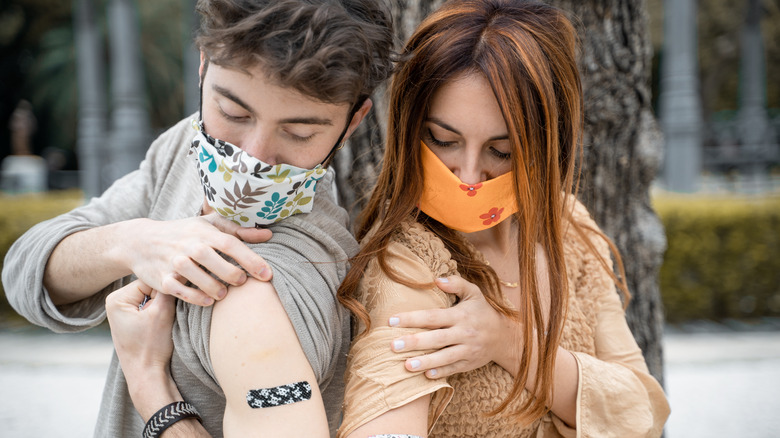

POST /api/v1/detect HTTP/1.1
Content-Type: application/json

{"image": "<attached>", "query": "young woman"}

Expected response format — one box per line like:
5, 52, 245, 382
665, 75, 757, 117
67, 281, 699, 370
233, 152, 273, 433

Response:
336, 1, 670, 437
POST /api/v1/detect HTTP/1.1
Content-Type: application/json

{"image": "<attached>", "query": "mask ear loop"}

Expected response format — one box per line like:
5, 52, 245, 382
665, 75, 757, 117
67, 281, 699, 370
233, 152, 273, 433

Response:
320, 98, 365, 168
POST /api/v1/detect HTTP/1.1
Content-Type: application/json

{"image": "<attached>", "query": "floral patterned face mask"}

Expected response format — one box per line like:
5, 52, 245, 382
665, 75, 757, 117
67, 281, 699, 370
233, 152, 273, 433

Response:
190, 120, 329, 227
418, 141, 518, 233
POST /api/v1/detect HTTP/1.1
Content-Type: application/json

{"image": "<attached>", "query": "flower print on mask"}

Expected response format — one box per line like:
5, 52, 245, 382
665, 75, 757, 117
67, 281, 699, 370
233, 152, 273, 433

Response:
459, 182, 483, 197
479, 207, 504, 226
190, 120, 327, 227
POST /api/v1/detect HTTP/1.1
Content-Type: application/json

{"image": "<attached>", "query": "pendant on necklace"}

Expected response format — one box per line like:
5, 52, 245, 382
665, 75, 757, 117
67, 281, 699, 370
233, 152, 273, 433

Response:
484, 260, 519, 288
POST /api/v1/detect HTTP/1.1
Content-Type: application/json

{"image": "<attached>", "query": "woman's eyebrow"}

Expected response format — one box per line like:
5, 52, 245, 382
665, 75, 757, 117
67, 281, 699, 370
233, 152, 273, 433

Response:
426, 117, 509, 141
426, 117, 461, 135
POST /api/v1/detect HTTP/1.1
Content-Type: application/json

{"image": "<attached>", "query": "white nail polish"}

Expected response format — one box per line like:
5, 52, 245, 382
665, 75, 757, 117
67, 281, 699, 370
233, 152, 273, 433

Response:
410, 359, 421, 370
393, 340, 405, 351
429, 369, 438, 377
388, 317, 400, 327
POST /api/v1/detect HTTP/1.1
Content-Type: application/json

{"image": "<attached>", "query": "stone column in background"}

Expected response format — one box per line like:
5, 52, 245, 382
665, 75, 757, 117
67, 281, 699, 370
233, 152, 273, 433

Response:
74, 0, 107, 198
183, 0, 200, 117
106, 0, 150, 190
738, 0, 770, 183
659, 0, 702, 193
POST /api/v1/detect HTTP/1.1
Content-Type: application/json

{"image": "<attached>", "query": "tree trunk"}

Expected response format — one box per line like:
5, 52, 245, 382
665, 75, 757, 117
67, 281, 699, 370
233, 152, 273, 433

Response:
338, 0, 666, 385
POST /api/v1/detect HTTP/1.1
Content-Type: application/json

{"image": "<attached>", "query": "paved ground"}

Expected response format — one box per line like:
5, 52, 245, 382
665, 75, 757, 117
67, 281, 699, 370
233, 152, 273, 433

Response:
1, 322, 779, 437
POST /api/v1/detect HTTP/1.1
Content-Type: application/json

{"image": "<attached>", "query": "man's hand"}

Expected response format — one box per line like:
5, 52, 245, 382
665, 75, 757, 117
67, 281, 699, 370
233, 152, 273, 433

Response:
106, 280, 212, 436
106, 280, 177, 374
387, 276, 522, 379
120, 212, 273, 306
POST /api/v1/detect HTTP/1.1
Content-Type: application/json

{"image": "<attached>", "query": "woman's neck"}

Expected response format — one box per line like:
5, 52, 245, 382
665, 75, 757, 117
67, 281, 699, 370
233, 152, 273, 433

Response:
461, 218, 517, 255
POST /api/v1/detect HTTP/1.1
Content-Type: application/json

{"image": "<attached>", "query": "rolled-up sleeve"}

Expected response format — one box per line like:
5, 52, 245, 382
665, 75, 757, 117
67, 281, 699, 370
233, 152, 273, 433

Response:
546, 200, 671, 438
339, 241, 455, 437
563, 285, 670, 437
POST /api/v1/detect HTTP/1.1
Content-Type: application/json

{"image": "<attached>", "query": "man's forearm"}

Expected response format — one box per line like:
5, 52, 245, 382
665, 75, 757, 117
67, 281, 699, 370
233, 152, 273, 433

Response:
44, 220, 137, 305
128, 368, 212, 438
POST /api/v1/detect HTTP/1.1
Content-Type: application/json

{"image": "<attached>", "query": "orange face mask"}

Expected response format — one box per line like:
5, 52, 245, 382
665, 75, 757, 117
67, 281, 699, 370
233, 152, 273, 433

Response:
418, 141, 518, 233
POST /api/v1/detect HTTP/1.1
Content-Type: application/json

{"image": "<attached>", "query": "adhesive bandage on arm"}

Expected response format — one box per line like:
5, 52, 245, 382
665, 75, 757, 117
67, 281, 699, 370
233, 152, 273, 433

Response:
246, 381, 312, 408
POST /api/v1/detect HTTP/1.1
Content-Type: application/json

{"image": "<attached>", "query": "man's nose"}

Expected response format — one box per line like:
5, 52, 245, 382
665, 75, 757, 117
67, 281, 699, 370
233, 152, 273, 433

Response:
242, 131, 277, 165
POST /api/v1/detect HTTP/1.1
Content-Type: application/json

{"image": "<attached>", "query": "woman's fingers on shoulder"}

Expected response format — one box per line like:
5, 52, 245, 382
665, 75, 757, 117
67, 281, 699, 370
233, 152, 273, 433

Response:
434, 276, 483, 299
403, 349, 468, 379
389, 307, 454, 329
391, 326, 457, 352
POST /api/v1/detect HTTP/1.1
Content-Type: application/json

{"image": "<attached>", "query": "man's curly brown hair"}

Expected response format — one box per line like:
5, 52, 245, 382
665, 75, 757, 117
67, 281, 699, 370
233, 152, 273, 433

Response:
195, 0, 394, 105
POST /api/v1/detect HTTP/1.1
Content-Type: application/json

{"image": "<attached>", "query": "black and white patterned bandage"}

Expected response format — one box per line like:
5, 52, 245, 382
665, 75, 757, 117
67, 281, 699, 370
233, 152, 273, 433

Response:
246, 381, 312, 408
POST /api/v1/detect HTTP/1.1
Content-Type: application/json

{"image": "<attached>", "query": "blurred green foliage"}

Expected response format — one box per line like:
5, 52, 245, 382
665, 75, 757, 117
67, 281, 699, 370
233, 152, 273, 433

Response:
0, 190, 84, 315
1, 0, 186, 158
655, 194, 780, 323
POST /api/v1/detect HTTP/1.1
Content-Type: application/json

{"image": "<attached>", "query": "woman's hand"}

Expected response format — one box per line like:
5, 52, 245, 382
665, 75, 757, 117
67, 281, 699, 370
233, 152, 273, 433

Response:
387, 276, 522, 379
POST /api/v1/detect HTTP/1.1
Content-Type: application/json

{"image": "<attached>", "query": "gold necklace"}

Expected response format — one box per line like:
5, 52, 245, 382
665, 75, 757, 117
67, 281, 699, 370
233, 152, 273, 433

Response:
484, 260, 519, 288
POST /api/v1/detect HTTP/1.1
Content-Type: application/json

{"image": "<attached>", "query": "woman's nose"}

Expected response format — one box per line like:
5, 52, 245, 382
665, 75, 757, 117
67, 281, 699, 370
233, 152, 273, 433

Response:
454, 157, 484, 185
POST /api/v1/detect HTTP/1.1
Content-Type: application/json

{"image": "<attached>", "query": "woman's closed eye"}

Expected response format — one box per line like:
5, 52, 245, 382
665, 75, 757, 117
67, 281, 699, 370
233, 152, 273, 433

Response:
489, 146, 511, 160
426, 128, 456, 148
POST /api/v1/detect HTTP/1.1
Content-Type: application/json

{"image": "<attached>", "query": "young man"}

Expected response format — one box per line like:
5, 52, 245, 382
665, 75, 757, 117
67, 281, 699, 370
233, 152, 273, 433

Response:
2, 0, 393, 436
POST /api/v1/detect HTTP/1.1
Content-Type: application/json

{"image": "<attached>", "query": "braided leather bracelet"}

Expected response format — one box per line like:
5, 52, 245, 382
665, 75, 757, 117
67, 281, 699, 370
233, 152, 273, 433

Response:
142, 401, 202, 438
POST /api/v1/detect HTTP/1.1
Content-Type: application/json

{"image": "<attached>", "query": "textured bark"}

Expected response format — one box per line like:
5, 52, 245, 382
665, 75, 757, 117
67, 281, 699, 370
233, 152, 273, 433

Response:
338, 0, 666, 384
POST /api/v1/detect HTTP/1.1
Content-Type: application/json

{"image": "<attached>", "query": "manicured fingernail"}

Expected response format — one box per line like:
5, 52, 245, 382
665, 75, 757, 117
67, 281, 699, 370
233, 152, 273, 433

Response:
436, 277, 449, 283
409, 359, 421, 370
237, 273, 247, 284
428, 369, 438, 377
388, 317, 400, 327
258, 266, 269, 280
203, 297, 215, 306
393, 340, 405, 351
217, 288, 227, 299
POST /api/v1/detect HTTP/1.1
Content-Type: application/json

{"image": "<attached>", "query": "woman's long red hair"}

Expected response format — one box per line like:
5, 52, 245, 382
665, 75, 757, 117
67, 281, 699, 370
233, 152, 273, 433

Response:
338, 0, 629, 424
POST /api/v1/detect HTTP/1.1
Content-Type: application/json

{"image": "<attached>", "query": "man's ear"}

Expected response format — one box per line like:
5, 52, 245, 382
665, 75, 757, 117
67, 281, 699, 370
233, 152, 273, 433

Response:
199, 51, 208, 86
343, 98, 373, 140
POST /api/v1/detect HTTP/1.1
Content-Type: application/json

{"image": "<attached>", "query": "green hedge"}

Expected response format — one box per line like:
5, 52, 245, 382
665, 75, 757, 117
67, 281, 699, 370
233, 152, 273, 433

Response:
0, 190, 84, 316
655, 194, 780, 323
2, 190, 779, 324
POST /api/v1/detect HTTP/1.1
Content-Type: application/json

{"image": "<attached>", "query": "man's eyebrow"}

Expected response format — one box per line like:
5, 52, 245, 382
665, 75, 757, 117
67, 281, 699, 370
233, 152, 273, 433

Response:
213, 84, 255, 115
426, 117, 509, 141
212, 84, 334, 126
278, 117, 334, 126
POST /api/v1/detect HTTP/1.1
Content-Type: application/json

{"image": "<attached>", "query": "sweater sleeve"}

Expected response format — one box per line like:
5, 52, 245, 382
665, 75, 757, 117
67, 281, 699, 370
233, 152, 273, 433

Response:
552, 201, 670, 438
338, 239, 455, 438
1, 117, 190, 333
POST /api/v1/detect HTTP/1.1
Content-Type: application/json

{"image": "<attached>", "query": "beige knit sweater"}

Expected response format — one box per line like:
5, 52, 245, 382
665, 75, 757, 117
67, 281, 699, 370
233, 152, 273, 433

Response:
339, 199, 670, 438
